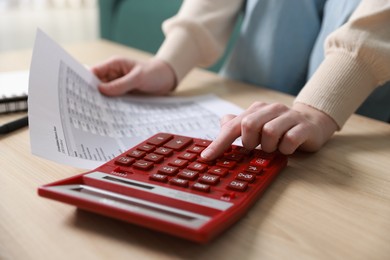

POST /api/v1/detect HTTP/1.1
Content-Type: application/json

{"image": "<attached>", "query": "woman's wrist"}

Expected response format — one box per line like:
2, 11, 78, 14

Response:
150, 58, 178, 93
293, 102, 338, 150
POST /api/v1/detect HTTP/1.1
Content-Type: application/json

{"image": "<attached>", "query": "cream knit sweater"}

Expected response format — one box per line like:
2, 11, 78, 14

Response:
156, 0, 390, 128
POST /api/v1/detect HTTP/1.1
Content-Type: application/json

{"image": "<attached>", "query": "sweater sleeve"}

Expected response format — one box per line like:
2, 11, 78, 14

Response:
294, 0, 390, 128
155, 0, 244, 82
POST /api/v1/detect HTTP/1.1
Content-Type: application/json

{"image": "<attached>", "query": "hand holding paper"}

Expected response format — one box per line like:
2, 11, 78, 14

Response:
28, 30, 243, 169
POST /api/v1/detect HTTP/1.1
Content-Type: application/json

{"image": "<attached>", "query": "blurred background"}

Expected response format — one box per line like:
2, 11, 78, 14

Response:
0, 0, 98, 52
0, 0, 235, 72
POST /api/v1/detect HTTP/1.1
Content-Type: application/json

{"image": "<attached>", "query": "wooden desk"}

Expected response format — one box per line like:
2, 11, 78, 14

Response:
1, 40, 389, 260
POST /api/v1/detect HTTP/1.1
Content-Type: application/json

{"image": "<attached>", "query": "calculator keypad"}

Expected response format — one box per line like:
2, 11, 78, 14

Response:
41, 132, 288, 243
112, 133, 282, 199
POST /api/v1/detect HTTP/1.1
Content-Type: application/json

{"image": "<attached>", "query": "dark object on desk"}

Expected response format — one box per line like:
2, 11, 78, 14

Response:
0, 95, 28, 114
0, 116, 28, 134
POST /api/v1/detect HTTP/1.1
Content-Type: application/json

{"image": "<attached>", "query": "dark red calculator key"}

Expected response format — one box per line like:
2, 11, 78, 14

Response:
199, 174, 220, 185
164, 136, 193, 150
224, 153, 244, 161
252, 150, 276, 163
114, 156, 135, 166
144, 153, 164, 163
250, 157, 271, 168
254, 150, 276, 159
187, 145, 205, 154
154, 147, 173, 157
236, 172, 256, 183
207, 166, 229, 177
197, 157, 216, 165
216, 160, 236, 169
137, 144, 155, 153
127, 150, 146, 159
177, 169, 199, 180
187, 162, 208, 172
245, 165, 263, 175
178, 152, 197, 161
227, 180, 248, 192
146, 133, 174, 146
194, 139, 212, 147
168, 158, 188, 168
169, 177, 189, 188
133, 160, 154, 170
233, 146, 252, 155
192, 182, 211, 193
149, 173, 168, 183
158, 165, 179, 176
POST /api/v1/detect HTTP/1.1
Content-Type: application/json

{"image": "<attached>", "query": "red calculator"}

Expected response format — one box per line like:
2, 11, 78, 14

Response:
38, 133, 287, 243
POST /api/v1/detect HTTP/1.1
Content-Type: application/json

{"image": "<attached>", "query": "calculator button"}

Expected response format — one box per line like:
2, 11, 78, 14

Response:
216, 160, 236, 169
224, 153, 244, 161
147, 133, 173, 146
233, 146, 252, 155
144, 153, 164, 163
149, 173, 168, 183
187, 162, 208, 172
114, 156, 135, 166
224, 153, 244, 162
169, 178, 189, 188
207, 166, 228, 177
168, 158, 188, 168
250, 157, 271, 167
236, 172, 256, 183
227, 180, 248, 192
158, 165, 179, 176
254, 150, 276, 159
199, 174, 220, 185
187, 145, 205, 154
154, 147, 173, 156
178, 152, 197, 161
192, 182, 211, 192
245, 165, 263, 175
177, 169, 199, 180
127, 150, 146, 159
164, 136, 193, 150
197, 157, 216, 165
133, 160, 154, 170
194, 139, 212, 147
137, 144, 155, 153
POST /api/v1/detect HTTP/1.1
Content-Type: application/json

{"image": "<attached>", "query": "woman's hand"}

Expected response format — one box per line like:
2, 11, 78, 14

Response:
91, 57, 176, 96
201, 102, 338, 160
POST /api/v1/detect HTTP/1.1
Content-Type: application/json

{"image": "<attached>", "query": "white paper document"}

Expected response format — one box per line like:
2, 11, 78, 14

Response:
28, 30, 243, 169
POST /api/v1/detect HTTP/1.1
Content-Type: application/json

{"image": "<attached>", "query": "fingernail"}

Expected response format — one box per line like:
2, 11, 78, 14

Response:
201, 148, 213, 160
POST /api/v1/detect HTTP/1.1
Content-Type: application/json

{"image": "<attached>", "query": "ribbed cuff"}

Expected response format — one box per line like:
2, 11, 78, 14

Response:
294, 52, 377, 128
